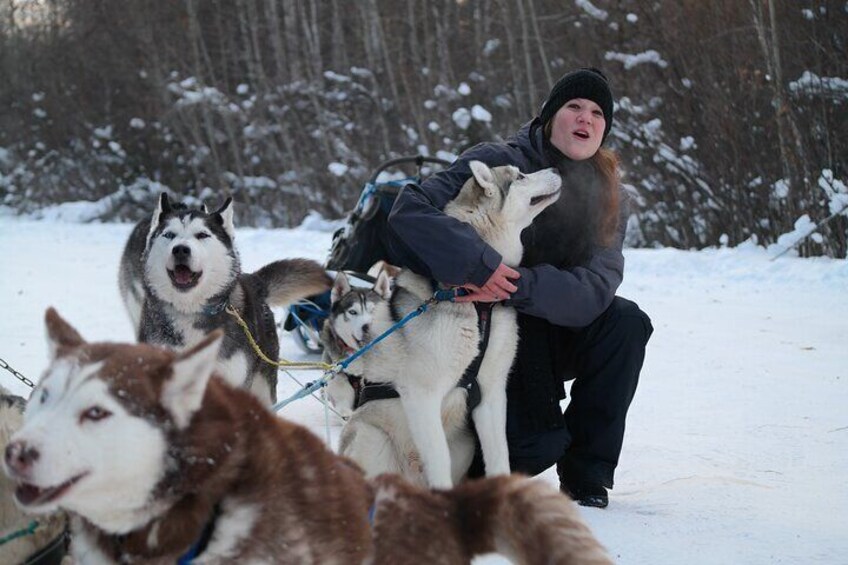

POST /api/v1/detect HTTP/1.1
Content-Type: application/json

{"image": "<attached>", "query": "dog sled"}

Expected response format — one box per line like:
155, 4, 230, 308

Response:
284, 155, 451, 353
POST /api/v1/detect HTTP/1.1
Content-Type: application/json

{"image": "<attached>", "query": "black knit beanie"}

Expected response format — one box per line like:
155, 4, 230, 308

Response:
539, 67, 614, 143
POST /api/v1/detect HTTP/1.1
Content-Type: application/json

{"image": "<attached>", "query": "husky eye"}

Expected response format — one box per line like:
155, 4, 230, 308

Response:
516, 172, 527, 181
196, 232, 210, 240
347, 309, 358, 316
162, 231, 176, 240
81, 406, 112, 423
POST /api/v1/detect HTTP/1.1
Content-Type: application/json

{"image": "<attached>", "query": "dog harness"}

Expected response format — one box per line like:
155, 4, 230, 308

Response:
353, 301, 494, 416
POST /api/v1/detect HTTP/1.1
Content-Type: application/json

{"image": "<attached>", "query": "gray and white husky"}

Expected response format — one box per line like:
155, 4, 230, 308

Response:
323, 161, 562, 488
2, 310, 611, 565
323, 272, 477, 486
118, 194, 331, 405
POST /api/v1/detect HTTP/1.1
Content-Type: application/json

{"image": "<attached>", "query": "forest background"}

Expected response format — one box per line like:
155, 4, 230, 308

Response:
1, 0, 845, 256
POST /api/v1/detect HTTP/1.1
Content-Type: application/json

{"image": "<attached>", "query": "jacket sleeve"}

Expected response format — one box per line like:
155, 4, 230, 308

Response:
387, 145, 518, 287
507, 197, 629, 328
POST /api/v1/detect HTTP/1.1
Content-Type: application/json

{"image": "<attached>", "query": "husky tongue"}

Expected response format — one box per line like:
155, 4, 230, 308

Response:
174, 265, 194, 285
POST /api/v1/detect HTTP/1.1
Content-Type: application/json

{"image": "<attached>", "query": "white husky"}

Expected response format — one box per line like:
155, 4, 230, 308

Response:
325, 161, 561, 488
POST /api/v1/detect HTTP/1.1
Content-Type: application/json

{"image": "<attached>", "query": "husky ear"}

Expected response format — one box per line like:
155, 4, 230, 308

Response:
147, 193, 172, 248
45, 308, 85, 360
331, 272, 351, 304
373, 270, 392, 300
212, 197, 235, 240
469, 160, 498, 198
162, 331, 222, 429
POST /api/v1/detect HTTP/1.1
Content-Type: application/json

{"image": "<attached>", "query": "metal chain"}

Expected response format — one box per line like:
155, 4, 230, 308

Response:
0, 357, 35, 389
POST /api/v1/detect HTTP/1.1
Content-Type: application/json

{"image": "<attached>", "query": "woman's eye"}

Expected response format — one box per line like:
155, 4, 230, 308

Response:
81, 406, 112, 422
162, 232, 176, 240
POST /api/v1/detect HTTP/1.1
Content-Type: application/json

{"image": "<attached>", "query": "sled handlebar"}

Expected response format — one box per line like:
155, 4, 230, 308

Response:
368, 155, 453, 185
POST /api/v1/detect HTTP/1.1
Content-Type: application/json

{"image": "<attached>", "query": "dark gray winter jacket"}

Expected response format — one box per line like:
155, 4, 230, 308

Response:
386, 119, 625, 329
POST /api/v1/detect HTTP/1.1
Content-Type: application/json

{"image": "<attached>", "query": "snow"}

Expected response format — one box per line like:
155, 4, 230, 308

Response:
575, 0, 608, 21
452, 107, 472, 130
605, 50, 669, 70
327, 162, 349, 177
789, 71, 848, 102
1, 218, 847, 564
471, 105, 492, 123
818, 169, 848, 216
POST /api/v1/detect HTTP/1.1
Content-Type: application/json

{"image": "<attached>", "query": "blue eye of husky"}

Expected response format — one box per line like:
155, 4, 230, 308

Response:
196, 232, 210, 240
347, 309, 358, 316
162, 232, 176, 240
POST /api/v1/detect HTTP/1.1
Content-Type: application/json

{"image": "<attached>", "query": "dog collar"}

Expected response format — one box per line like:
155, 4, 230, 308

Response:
177, 504, 221, 564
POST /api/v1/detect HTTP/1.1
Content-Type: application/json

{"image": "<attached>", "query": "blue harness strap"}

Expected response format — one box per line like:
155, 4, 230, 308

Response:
273, 288, 467, 413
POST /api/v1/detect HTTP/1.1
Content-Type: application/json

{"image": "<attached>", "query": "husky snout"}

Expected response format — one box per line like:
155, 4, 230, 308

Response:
4, 439, 39, 476
168, 243, 202, 289
172, 244, 191, 262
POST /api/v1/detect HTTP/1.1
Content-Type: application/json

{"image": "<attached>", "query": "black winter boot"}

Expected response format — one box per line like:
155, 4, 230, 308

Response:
559, 475, 609, 508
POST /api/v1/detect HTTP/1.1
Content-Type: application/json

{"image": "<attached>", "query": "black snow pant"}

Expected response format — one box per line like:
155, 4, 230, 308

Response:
468, 296, 653, 488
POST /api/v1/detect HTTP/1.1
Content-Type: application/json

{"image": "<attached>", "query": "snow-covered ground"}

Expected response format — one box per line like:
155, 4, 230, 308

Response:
1, 217, 847, 564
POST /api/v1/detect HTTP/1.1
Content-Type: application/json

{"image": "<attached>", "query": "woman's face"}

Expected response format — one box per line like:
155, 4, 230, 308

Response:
548, 98, 606, 161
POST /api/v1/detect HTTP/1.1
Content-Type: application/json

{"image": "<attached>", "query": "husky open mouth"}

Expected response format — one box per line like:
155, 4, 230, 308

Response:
168, 265, 202, 290
531, 188, 562, 206
15, 472, 88, 507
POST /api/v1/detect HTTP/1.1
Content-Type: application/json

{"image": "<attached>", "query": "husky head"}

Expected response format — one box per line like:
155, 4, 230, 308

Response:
460, 161, 562, 229
3, 309, 222, 533
143, 193, 240, 314
328, 271, 392, 351
445, 161, 562, 265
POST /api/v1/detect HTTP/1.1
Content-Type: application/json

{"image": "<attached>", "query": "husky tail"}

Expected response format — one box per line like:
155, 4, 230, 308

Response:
483, 476, 613, 564
370, 474, 612, 565
118, 220, 149, 333
254, 258, 332, 306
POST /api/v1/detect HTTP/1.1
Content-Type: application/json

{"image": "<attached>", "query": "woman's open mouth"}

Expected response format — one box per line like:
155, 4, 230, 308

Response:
15, 472, 88, 507
168, 265, 202, 290
573, 130, 590, 140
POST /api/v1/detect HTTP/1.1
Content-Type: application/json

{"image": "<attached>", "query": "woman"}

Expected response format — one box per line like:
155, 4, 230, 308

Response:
384, 68, 653, 508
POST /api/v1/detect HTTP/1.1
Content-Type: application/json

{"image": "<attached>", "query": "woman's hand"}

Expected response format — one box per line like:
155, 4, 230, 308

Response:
455, 263, 520, 303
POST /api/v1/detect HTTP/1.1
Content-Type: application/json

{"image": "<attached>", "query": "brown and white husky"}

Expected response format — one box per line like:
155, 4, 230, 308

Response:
2, 309, 611, 565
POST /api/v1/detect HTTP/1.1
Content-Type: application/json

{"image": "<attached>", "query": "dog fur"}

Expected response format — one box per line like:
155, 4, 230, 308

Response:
2, 309, 611, 565
323, 272, 476, 486
323, 162, 562, 488
118, 194, 331, 405
1, 386, 67, 565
